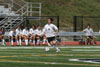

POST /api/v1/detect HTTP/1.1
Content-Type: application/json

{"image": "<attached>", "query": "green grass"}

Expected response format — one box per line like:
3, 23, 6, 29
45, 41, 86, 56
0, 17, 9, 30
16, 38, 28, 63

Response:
0, 46, 100, 67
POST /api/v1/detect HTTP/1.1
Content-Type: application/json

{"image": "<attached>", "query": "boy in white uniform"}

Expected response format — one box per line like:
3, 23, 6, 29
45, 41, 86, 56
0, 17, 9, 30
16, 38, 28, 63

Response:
29, 25, 36, 45
83, 24, 96, 45
16, 26, 22, 46
43, 18, 60, 52
9, 29, 17, 46
22, 27, 29, 46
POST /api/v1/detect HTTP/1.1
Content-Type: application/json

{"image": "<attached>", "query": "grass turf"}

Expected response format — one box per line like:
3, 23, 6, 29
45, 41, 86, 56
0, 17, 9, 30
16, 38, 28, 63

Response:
0, 46, 100, 67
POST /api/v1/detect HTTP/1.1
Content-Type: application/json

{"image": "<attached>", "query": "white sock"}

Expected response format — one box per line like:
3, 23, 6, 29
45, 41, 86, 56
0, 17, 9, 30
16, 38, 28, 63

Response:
43, 39, 46, 44
29, 40, 32, 42
19, 39, 21, 46
25, 40, 28, 46
37, 40, 40, 44
33, 40, 35, 44
17, 41, 19, 45
53, 45, 60, 51
11, 40, 13, 45
2, 39, 5, 45
48, 43, 51, 46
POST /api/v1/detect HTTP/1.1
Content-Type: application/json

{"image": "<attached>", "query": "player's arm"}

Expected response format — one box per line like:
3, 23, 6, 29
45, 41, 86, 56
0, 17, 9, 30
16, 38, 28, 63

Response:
91, 30, 95, 37
53, 24, 58, 36
99, 30, 100, 34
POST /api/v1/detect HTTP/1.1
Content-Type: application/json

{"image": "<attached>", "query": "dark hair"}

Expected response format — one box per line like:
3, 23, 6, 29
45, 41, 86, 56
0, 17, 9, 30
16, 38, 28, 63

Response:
32, 24, 36, 29
37, 25, 40, 27
87, 24, 90, 26
48, 18, 53, 22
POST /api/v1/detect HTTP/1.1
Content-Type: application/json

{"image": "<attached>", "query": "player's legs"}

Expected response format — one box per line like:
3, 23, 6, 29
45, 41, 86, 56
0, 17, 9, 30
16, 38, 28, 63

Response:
52, 38, 60, 52
29, 34, 32, 43
10, 36, 14, 46
18, 35, 22, 46
0, 35, 2, 45
36, 35, 40, 45
1, 35, 5, 46
43, 35, 50, 46
16, 35, 19, 45
86, 36, 91, 45
32, 34, 35, 45
47, 37, 60, 52
24, 35, 28, 46
92, 36, 96, 45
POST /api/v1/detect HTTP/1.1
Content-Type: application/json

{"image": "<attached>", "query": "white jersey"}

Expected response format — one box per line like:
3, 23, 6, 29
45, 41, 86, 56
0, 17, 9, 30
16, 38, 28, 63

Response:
35, 29, 42, 36
29, 28, 36, 34
22, 29, 29, 35
43, 24, 58, 37
9, 31, 16, 36
16, 29, 22, 35
83, 28, 94, 36
99, 30, 100, 34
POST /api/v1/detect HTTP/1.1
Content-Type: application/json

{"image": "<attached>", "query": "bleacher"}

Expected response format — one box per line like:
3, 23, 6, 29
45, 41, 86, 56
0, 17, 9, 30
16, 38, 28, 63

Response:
0, 0, 41, 31
0, 4, 19, 16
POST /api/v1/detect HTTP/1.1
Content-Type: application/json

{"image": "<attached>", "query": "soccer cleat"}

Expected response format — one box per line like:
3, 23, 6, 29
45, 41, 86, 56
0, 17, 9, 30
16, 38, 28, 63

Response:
45, 47, 50, 52
56, 49, 60, 52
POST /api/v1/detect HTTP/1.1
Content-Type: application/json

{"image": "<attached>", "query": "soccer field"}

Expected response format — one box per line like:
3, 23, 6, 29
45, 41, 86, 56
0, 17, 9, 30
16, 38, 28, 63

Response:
0, 46, 100, 67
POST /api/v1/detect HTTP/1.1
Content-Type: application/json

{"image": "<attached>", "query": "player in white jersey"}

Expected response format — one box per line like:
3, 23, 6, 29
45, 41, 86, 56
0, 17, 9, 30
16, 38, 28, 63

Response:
29, 25, 36, 45
9, 29, 17, 46
22, 27, 29, 46
83, 24, 96, 45
16, 26, 22, 46
43, 18, 60, 52
35, 25, 42, 45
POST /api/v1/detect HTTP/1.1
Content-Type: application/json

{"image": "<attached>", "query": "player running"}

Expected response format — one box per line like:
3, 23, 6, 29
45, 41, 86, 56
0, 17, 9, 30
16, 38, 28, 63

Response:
43, 18, 60, 52
83, 24, 96, 45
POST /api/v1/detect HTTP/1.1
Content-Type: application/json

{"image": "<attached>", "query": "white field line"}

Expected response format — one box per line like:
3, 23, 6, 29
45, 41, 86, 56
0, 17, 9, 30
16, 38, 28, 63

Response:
69, 59, 100, 64
1, 46, 100, 49
72, 49, 100, 51
0, 59, 100, 66
0, 52, 100, 57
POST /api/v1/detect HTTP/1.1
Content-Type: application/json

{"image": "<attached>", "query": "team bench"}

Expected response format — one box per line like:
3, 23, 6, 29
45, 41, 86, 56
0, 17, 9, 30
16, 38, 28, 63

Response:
57, 32, 100, 45
2, 32, 100, 46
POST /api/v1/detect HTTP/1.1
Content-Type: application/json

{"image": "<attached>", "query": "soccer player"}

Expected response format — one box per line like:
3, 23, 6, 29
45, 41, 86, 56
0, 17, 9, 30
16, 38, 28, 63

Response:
0, 27, 5, 46
43, 18, 60, 52
29, 25, 36, 45
9, 29, 17, 46
22, 27, 29, 46
35, 25, 42, 45
16, 26, 22, 46
83, 24, 96, 45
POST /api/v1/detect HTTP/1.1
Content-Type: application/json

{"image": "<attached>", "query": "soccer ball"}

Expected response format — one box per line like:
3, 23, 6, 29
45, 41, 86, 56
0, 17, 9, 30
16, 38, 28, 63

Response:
45, 47, 50, 52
